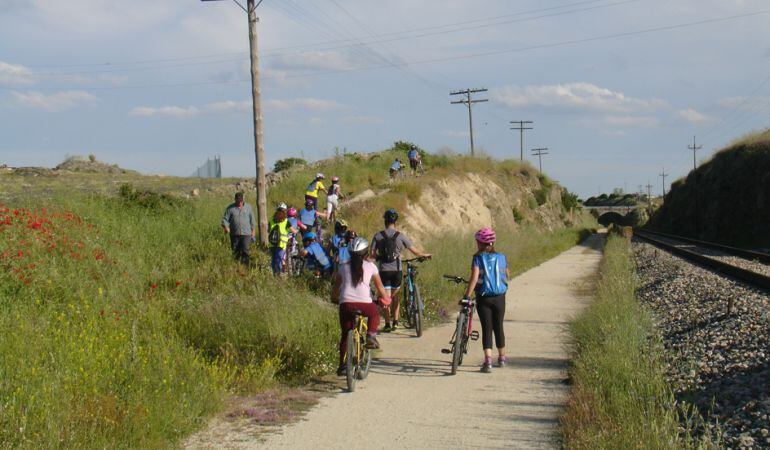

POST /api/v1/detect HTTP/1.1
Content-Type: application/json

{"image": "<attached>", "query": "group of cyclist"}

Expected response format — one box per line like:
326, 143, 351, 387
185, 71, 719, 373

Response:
223, 144, 508, 375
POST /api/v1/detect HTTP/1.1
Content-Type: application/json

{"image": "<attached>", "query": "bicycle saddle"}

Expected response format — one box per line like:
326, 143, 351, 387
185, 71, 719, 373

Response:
353, 309, 364, 316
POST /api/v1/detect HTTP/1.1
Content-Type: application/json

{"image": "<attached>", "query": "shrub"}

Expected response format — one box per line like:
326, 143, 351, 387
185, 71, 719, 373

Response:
512, 207, 524, 223
534, 188, 549, 206
273, 157, 307, 173
118, 183, 182, 210
561, 189, 580, 211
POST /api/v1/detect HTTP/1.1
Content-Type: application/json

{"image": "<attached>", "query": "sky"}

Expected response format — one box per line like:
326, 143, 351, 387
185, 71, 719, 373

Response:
1, 0, 770, 198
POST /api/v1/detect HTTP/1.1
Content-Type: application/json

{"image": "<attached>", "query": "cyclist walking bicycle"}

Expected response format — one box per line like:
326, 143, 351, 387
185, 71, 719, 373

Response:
462, 227, 510, 373
267, 203, 298, 275
326, 176, 344, 224
370, 208, 431, 332
331, 237, 391, 376
407, 144, 422, 176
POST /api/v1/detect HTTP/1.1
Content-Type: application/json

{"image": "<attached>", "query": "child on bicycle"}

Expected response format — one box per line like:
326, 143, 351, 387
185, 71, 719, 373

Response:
331, 236, 391, 376
462, 227, 510, 373
299, 232, 333, 277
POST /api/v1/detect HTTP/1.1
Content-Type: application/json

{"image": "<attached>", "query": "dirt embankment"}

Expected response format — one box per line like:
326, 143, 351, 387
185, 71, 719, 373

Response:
403, 170, 571, 242
647, 130, 770, 248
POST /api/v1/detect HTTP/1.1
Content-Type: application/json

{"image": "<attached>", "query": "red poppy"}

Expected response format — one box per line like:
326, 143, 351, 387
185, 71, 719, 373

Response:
150, 283, 158, 289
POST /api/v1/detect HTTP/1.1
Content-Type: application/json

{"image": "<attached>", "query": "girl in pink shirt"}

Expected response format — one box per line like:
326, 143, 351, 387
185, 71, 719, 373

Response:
332, 237, 390, 376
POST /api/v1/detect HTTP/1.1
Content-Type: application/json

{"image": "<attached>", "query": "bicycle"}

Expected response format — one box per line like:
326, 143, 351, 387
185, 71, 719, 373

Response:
441, 275, 480, 375
402, 256, 430, 337
344, 310, 373, 392
286, 235, 303, 276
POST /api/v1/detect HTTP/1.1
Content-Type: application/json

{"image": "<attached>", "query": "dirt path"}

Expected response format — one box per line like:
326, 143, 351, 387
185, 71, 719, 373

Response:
187, 234, 604, 449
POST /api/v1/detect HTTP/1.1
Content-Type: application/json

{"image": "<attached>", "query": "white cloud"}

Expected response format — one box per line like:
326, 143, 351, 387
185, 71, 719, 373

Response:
603, 115, 660, 127
339, 115, 385, 125
263, 98, 347, 112
10, 90, 98, 111
130, 98, 344, 118
676, 108, 714, 125
0, 61, 34, 86
494, 83, 668, 113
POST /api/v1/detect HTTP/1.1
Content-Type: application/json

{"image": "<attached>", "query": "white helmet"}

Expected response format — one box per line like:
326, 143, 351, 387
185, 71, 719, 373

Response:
276, 202, 287, 211
349, 236, 369, 254
316, 173, 325, 179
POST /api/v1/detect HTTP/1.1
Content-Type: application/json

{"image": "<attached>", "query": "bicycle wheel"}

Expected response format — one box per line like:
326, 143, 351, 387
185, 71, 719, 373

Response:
413, 284, 423, 338
402, 285, 412, 326
345, 329, 357, 392
356, 343, 372, 380
450, 310, 467, 375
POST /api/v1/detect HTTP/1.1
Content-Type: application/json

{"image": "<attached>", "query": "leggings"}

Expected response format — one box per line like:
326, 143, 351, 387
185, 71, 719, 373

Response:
476, 294, 506, 349
338, 302, 380, 365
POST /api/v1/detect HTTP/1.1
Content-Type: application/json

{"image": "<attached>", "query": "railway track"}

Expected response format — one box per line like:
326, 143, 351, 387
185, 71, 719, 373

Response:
634, 229, 770, 291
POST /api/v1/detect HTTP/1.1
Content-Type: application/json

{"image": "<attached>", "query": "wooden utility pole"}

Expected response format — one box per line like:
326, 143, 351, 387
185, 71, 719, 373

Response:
450, 88, 488, 157
247, 0, 268, 246
531, 148, 549, 172
646, 182, 653, 214
202, 0, 267, 245
659, 167, 669, 197
510, 121, 533, 162
688, 135, 702, 172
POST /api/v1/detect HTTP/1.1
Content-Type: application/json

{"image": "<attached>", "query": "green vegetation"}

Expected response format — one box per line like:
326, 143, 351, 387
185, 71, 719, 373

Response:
648, 127, 770, 248
0, 145, 596, 447
562, 235, 686, 449
273, 157, 307, 173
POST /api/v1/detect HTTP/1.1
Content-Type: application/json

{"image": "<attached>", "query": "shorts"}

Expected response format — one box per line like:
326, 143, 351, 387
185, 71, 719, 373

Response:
380, 270, 403, 290
326, 194, 338, 214
409, 159, 418, 170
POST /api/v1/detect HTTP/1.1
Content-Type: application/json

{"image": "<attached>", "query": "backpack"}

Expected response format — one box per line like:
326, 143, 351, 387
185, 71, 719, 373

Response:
476, 253, 508, 297
268, 223, 282, 247
376, 231, 401, 263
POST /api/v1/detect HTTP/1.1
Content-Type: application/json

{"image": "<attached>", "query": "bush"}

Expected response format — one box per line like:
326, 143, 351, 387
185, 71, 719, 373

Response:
534, 188, 549, 206
561, 189, 580, 211
273, 157, 307, 173
512, 207, 524, 223
118, 183, 183, 210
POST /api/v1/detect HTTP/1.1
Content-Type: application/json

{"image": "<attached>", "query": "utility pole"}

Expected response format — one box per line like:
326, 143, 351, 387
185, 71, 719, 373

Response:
688, 135, 702, 172
450, 88, 488, 156
645, 182, 653, 215
203, 0, 268, 246
659, 167, 669, 197
531, 148, 549, 172
510, 121, 533, 162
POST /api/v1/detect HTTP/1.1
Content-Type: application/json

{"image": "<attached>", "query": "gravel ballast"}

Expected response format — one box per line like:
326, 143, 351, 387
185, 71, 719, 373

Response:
634, 240, 770, 449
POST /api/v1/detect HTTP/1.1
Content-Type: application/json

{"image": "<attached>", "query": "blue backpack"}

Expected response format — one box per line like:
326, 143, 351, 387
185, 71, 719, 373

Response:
474, 253, 508, 297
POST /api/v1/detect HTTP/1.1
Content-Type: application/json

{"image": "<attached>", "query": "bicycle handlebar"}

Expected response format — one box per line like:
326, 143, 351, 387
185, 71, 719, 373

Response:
403, 256, 431, 263
443, 274, 468, 284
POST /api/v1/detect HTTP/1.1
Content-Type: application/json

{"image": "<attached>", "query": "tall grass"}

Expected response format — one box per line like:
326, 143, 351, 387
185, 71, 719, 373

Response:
0, 194, 337, 448
562, 235, 686, 449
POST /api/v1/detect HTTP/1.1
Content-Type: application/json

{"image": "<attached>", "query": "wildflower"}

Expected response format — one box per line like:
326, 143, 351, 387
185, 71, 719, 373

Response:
175, 281, 182, 287
150, 283, 158, 290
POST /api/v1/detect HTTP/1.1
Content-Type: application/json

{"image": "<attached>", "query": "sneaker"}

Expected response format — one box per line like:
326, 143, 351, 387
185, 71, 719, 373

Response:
481, 357, 493, 373
381, 323, 392, 333
336, 364, 347, 376
391, 321, 399, 331
366, 335, 380, 349
497, 356, 507, 368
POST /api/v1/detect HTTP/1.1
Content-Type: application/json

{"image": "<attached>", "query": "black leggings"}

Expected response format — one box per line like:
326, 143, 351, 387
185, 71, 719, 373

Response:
476, 294, 506, 349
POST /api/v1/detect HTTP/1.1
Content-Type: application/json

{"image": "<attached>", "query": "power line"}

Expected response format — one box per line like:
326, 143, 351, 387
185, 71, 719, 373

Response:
8, 8, 770, 92
450, 88, 489, 157
531, 148, 549, 172
687, 135, 702, 172
659, 167, 669, 197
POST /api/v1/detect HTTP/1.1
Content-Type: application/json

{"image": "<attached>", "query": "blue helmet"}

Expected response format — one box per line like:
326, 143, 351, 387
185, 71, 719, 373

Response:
303, 232, 316, 240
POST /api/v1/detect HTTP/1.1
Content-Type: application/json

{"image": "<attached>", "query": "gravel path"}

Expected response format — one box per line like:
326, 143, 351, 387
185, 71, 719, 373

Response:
634, 241, 770, 449
643, 233, 770, 277
186, 234, 605, 449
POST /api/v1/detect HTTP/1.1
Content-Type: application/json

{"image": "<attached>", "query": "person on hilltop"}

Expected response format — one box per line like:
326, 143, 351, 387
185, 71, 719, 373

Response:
221, 192, 255, 265
461, 227, 510, 373
298, 198, 327, 240
407, 144, 421, 176
370, 208, 431, 332
326, 176, 343, 224
267, 203, 298, 275
331, 236, 391, 376
299, 232, 333, 277
389, 158, 402, 183
305, 173, 327, 210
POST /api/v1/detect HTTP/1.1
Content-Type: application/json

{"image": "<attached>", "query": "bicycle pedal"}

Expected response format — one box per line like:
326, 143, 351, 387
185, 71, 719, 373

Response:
441, 348, 451, 354
470, 331, 480, 341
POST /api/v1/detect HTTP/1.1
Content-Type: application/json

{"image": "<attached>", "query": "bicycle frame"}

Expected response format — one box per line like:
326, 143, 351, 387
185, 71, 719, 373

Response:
343, 314, 368, 364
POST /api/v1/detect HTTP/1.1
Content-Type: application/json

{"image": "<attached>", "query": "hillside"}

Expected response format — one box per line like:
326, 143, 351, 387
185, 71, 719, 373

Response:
0, 145, 594, 448
647, 129, 770, 248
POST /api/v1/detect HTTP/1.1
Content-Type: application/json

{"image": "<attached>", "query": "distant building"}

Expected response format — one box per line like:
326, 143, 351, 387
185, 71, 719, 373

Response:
192, 156, 222, 179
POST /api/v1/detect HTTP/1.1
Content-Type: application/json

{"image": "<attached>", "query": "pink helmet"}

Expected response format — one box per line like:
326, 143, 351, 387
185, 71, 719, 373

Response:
331, 176, 340, 182
287, 207, 297, 217
474, 227, 496, 243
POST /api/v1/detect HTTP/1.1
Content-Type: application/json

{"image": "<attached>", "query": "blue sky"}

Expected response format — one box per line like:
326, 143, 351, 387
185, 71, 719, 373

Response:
1, 0, 770, 198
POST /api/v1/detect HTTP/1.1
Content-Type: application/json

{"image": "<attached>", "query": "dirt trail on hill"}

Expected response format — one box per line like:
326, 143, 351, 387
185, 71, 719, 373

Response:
186, 234, 604, 449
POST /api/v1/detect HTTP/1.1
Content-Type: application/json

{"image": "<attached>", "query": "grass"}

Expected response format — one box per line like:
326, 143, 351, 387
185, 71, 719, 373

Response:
1, 145, 595, 447
561, 235, 688, 449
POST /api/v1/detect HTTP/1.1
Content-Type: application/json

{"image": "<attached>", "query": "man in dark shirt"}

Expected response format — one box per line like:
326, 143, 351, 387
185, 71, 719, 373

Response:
221, 192, 256, 265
